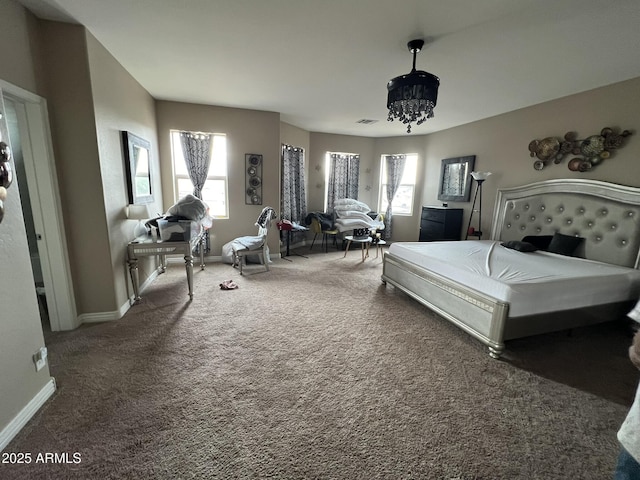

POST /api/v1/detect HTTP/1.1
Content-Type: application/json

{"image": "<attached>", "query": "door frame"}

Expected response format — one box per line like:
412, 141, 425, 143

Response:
1, 79, 78, 331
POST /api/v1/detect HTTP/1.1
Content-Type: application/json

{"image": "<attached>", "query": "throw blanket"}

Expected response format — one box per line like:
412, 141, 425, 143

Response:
304, 212, 335, 230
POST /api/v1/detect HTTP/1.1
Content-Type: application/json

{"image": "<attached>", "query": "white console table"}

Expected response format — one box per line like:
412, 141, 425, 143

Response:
127, 232, 206, 303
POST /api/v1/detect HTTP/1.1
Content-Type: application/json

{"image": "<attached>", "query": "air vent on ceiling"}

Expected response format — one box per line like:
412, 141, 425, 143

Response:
356, 119, 378, 125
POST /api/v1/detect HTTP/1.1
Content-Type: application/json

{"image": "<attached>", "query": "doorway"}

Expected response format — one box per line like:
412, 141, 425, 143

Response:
4, 98, 49, 329
0, 81, 77, 331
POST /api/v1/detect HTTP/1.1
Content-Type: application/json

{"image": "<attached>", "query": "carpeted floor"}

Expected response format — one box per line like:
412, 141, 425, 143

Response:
2, 248, 638, 479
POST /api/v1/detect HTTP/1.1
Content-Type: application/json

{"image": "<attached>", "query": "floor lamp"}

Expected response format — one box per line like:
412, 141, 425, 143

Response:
465, 171, 491, 240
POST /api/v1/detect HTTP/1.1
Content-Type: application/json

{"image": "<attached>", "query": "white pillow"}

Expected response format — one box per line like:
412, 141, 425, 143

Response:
335, 211, 374, 222
333, 198, 370, 213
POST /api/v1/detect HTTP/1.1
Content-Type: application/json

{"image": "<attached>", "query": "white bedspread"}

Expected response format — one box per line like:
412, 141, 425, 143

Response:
389, 240, 640, 317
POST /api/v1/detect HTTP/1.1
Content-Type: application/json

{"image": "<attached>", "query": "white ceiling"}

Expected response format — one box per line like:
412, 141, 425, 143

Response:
17, 0, 640, 138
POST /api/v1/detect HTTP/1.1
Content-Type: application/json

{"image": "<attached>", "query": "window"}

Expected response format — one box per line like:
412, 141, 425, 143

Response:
379, 154, 418, 216
170, 130, 228, 218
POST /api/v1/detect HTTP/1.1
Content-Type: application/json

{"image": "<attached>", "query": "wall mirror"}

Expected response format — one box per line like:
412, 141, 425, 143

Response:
437, 155, 476, 202
122, 131, 153, 204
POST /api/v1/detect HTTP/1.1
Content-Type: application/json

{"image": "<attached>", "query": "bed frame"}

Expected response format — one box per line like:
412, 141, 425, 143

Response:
381, 179, 640, 358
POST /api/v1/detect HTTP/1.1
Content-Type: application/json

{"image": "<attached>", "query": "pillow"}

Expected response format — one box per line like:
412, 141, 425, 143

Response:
547, 232, 584, 257
501, 241, 539, 252
522, 235, 554, 251
333, 198, 371, 213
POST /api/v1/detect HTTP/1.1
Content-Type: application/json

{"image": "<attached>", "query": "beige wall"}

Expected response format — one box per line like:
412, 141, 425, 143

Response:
0, 0, 40, 95
308, 78, 640, 243
281, 122, 310, 153
0, 0, 52, 446
37, 21, 113, 314
415, 77, 640, 242
86, 33, 160, 311
156, 101, 281, 255
36, 22, 160, 317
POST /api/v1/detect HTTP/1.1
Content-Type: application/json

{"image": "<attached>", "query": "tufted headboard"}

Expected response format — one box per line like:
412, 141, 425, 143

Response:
490, 179, 640, 269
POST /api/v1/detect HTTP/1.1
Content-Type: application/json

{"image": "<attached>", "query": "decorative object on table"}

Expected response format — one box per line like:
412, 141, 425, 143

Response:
387, 38, 440, 134
465, 171, 492, 240
122, 131, 153, 204
438, 156, 476, 202
245, 153, 263, 205
126, 204, 151, 238
353, 227, 369, 239
528, 128, 632, 171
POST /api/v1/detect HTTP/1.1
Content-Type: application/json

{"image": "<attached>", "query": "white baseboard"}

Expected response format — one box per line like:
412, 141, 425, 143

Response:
81, 268, 164, 323
0, 378, 56, 452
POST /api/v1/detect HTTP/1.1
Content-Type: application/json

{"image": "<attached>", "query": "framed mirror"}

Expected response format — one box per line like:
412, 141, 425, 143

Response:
437, 155, 476, 202
122, 131, 153, 204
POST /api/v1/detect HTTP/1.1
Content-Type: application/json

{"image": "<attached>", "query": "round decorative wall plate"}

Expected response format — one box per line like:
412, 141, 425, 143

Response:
251, 195, 261, 204
247, 166, 257, 176
249, 155, 262, 166
249, 177, 261, 187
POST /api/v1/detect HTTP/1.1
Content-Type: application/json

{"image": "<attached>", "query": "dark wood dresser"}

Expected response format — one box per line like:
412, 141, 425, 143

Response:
419, 206, 463, 242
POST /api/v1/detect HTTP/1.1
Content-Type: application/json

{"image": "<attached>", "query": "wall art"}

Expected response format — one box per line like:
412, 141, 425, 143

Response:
528, 127, 631, 172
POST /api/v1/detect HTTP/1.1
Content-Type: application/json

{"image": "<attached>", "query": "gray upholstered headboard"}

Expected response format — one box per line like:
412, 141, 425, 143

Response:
490, 179, 640, 269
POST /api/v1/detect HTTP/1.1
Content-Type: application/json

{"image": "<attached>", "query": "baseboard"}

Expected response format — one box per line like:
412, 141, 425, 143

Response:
81, 268, 164, 323
79, 310, 121, 323
0, 378, 56, 452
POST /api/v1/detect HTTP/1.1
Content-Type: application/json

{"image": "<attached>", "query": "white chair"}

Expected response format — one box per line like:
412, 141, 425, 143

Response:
231, 207, 276, 275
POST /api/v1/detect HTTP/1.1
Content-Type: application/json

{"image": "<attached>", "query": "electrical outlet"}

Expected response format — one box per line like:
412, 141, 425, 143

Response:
32, 346, 48, 372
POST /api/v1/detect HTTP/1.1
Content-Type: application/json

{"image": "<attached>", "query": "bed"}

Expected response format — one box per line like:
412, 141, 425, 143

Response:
381, 179, 640, 358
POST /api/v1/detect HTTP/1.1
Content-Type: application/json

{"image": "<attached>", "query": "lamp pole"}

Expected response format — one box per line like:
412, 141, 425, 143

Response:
465, 172, 490, 240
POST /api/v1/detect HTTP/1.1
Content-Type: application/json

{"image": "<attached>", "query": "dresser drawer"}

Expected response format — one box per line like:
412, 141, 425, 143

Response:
421, 208, 446, 222
419, 207, 463, 241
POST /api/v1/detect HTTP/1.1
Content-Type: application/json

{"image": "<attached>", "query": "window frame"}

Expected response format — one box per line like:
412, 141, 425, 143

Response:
170, 130, 229, 219
378, 153, 418, 216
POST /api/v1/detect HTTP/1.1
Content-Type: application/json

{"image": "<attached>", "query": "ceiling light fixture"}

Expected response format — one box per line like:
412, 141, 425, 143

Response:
387, 39, 440, 134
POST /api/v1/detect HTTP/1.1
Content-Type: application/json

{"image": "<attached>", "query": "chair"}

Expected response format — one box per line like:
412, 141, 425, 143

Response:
231, 207, 276, 275
310, 217, 339, 252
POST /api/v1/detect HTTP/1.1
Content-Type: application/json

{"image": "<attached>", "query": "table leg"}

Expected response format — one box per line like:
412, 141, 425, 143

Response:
159, 254, 167, 273
343, 240, 352, 258
128, 259, 141, 304
184, 254, 194, 299
199, 236, 205, 270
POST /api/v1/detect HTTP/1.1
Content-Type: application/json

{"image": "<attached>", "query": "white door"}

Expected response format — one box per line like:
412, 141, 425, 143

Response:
0, 81, 77, 331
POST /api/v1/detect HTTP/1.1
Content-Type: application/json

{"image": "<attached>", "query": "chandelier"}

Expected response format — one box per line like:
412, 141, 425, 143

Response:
387, 39, 440, 134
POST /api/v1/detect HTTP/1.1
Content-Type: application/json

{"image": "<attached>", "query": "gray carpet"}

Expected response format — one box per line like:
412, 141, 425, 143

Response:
3, 248, 638, 479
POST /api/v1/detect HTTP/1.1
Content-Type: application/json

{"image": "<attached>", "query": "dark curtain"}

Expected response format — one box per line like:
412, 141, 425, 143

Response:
327, 153, 359, 213
281, 144, 307, 244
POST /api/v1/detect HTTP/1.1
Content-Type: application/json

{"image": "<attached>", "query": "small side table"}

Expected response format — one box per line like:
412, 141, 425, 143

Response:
373, 239, 387, 258
127, 232, 205, 303
343, 235, 372, 261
